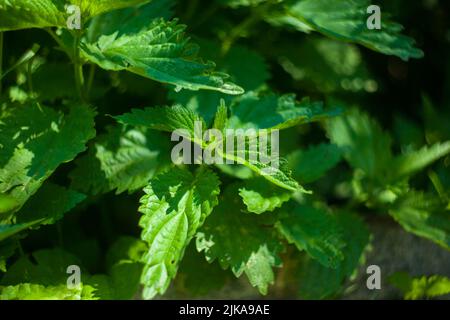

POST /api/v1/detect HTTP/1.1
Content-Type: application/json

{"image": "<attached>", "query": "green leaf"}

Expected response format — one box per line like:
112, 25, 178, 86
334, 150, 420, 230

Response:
0, 0, 151, 31
277, 38, 376, 93
391, 142, 450, 180
0, 0, 66, 31
84, 237, 145, 300
75, 0, 153, 21
139, 167, 220, 299
0, 239, 17, 272
190, 39, 270, 92
215, 164, 254, 180
175, 245, 230, 297
86, 0, 176, 41
0, 248, 97, 299
16, 182, 85, 225
87, 261, 143, 300
0, 283, 96, 300
283, 0, 424, 61
327, 108, 392, 179
217, 0, 269, 8
238, 177, 291, 214
219, 149, 302, 192
105, 236, 147, 269
169, 91, 230, 128
0, 104, 96, 213
276, 204, 345, 268
212, 100, 228, 132
227, 91, 336, 131
167, 40, 269, 125
70, 125, 171, 195
288, 143, 342, 184
31, 63, 77, 101
1, 248, 82, 286
114, 105, 204, 139
81, 18, 244, 94
297, 212, 370, 299
389, 192, 450, 250
0, 220, 42, 242
389, 272, 450, 300
196, 186, 283, 295
115, 105, 303, 192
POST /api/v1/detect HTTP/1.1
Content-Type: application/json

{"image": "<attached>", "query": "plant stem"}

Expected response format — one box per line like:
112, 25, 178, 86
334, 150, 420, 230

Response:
191, 3, 220, 31
0, 44, 39, 82
27, 57, 43, 110
221, 7, 266, 56
73, 33, 85, 102
221, 1, 276, 56
27, 59, 34, 94
46, 28, 71, 59
0, 32, 3, 96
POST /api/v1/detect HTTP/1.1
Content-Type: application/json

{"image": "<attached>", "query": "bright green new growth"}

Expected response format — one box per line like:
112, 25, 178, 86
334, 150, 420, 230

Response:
227, 91, 339, 130
138, 167, 220, 299
0, 283, 95, 300
239, 177, 291, 214
70, 125, 171, 195
389, 272, 450, 300
115, 102, 322, 192
287, 143, 342, 184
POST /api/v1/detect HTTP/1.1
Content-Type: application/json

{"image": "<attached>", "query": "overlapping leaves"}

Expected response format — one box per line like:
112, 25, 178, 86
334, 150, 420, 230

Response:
196, 186, 282, 295
81, 17, 244, 94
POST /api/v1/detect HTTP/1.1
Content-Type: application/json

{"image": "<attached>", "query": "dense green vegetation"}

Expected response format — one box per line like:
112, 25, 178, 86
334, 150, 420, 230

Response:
0, 0, 449, 300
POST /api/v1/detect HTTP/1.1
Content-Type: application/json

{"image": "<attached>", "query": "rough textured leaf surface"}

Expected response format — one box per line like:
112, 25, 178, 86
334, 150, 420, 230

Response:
139, 167, 220, 299
196, 186, 282, 295
81, 19, 244, 94
0, 104, 95, 214
277, 204, 345, 268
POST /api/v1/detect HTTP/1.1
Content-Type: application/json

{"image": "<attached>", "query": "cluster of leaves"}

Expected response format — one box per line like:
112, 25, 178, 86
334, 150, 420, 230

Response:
0, 0, 449, 300
389, 272, 450, 300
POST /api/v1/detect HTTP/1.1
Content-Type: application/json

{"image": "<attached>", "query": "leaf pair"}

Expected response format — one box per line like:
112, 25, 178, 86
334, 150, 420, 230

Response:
115, 91, 337, 192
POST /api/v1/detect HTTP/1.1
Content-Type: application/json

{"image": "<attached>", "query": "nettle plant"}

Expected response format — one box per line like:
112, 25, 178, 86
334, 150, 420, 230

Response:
0, 0, 449, 300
